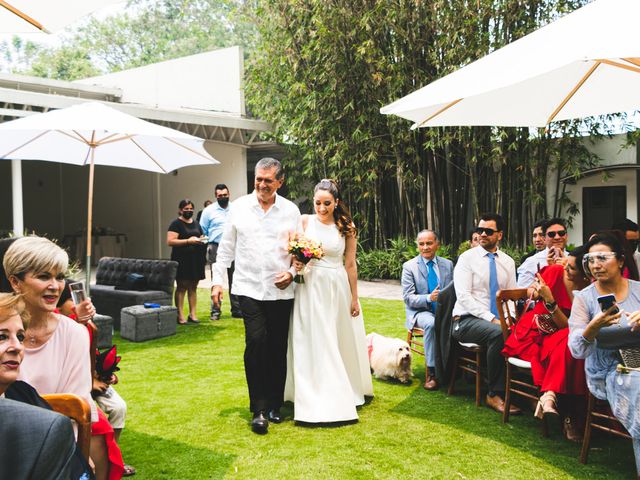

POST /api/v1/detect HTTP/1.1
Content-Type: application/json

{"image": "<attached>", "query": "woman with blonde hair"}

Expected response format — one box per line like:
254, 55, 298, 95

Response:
3, 236, 124, 480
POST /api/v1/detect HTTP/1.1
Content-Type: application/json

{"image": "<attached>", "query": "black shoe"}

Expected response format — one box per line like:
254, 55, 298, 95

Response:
251, 411, 268, 434
267, 409, 283, 424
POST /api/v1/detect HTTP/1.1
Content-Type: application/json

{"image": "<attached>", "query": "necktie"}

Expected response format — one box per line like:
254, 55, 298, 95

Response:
487, 252, 499, 319
427, 260, 438, 313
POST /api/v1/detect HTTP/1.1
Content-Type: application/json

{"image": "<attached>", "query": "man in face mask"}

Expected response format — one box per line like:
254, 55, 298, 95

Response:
200, 184, 242, 320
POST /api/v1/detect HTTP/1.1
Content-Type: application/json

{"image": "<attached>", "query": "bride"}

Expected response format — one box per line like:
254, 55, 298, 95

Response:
284, 179, 373, 423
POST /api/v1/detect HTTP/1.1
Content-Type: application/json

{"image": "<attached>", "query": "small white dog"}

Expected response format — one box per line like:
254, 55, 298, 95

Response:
366, 332, 413, 384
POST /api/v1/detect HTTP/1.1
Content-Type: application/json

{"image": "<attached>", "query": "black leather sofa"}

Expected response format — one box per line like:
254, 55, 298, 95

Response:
90, 257, 178, 329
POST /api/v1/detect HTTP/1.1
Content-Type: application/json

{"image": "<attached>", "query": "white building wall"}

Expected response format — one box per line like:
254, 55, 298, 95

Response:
546, 133, 637, 242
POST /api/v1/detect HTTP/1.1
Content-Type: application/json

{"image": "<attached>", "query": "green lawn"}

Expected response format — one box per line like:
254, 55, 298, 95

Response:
113, 292, 636, 479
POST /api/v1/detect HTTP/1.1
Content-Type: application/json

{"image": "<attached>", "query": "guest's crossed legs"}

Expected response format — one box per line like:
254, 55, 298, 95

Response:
238, 296, 293, 413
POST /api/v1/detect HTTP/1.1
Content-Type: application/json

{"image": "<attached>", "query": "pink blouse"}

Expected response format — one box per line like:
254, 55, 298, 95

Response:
18, 314, 97, 422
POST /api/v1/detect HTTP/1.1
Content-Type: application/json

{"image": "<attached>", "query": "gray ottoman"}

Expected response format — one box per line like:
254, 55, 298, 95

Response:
120, 305, 178, 342
93, 314, 114, 349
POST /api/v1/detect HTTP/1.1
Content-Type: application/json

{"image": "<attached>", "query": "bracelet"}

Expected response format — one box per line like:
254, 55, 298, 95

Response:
544, 300, 557, 314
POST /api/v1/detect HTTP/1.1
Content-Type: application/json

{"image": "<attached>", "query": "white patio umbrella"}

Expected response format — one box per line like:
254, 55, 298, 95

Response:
0, 101, 219, 284
0, 0, 123, 33
381, 0, 640, 128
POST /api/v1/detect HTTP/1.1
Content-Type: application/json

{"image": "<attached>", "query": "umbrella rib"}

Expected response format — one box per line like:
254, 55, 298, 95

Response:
599, 59, 640, 75
0, 0, 49, 33
622, 58, 640, 68
129, 138, 169, 173
61, 130, 92, 145
96, 134, 136, 146
0, 130, 51, 158
414, 98, 463, 128
546, 61, 601, 126
165, 137, 217, 162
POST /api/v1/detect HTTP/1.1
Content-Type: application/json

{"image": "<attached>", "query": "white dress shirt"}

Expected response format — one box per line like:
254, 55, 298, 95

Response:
452, 245, 517, 322
516, 247, 568, 288
211, 191, 300, 300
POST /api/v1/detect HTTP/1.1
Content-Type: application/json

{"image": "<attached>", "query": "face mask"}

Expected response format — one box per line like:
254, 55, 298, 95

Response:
217, 197, 229, 208
182, 210, 194, 219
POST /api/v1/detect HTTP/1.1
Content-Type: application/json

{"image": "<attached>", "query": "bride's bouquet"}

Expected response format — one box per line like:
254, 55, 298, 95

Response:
288, 234, 324, 284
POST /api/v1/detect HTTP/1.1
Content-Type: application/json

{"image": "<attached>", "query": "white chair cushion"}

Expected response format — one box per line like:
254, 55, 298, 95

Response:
508, 357, 532, 369
459, 342, 480, 348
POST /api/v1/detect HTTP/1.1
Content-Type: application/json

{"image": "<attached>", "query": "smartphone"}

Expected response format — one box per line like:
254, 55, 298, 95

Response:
597, 294, 619, 315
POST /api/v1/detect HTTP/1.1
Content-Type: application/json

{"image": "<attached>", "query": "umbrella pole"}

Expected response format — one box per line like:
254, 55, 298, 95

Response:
86, 146, 95, 289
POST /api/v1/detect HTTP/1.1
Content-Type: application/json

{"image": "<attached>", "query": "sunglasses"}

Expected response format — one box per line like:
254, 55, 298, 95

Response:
475, 227, 499, 236
546, 230, 566, 238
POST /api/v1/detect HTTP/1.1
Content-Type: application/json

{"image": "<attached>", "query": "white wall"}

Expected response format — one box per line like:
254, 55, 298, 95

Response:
546, 133, 637, 242
75, 47, 245, 114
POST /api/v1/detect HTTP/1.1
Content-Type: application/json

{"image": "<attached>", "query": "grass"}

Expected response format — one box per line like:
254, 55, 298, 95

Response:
113, 292, 636, 479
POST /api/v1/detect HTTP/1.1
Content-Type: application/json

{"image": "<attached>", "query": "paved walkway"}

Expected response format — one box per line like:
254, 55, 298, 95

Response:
197, 268, 402, 300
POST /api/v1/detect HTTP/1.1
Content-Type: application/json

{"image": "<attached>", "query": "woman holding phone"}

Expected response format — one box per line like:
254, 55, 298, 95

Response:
568, 233, 640, 476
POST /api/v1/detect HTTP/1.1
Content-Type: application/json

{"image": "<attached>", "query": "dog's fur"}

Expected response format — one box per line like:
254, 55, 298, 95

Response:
366, 332, 413, 384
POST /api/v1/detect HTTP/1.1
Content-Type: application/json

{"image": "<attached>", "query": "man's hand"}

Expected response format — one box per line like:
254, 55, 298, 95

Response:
211, 285, 223, 309
274, 271, 293, 290
491, 317, 501, 325
429, 288, 440, 303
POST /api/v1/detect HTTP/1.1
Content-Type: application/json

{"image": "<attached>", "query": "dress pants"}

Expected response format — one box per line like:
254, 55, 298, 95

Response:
413, 310, 436, 370
238, 296, 293, 413
208, 242, 241, 316
453, 315, 505, 394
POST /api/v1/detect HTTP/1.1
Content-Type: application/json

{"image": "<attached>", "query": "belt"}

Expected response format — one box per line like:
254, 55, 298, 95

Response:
208, 241, 219, 245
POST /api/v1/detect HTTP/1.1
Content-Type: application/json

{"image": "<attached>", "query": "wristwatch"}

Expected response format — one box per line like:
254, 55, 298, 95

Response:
544, 300, 557, 313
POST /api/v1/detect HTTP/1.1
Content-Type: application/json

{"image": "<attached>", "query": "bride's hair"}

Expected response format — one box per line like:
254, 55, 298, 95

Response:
314, 179, 356, 237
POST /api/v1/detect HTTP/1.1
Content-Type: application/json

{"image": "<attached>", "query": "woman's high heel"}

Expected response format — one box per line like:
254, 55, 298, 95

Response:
534, 391, 559, 419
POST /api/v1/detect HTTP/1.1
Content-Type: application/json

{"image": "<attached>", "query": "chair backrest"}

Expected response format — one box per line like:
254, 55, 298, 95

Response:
496, 288, 529, 341
41, 394, 92, 461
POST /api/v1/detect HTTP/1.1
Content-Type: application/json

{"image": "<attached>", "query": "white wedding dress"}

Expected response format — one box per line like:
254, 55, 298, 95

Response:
284, 215, 373, 423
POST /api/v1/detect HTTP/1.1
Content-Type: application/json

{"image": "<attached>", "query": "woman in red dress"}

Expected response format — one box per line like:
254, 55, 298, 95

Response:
503, 246, 591, 441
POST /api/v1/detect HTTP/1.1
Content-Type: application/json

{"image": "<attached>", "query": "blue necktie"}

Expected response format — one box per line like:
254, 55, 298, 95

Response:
427, 260, 438, 313
487, 252, 499, 319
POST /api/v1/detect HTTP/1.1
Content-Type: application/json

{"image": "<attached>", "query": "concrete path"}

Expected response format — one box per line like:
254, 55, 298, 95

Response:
197, 268, 402, 300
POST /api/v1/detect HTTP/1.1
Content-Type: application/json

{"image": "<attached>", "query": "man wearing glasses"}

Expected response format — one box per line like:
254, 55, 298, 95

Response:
517, 218, 569, 288
452, 213, 520, 414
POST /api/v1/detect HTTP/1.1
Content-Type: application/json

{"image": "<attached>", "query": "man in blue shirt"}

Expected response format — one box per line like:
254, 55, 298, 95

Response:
200, 183, 241, 320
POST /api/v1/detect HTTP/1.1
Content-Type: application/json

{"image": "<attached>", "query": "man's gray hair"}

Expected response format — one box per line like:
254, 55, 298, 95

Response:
416, 229, 439, 242
255, 157, 284, 180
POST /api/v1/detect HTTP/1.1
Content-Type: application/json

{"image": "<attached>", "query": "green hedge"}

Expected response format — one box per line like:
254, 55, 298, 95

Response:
357, 237, 529, 280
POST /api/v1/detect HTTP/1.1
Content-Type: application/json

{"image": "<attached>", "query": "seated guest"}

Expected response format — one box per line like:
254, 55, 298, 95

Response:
469, 230, 481, 248
569, 233, 640, 476
0, 292, 93, 479
518, 219, 547, 265
402, 229, 453, 390
452, 213, 520, 414
517, 218, 569, 288
595, 229, 639, 281
503, 247, 591, 441
612, 219, 640, 274
3, 236, 124, 480
57, 283, 135, 477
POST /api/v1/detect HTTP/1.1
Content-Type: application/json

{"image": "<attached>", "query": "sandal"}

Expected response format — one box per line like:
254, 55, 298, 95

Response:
178, 319, 188, 325
534, 391, 559, 419
187, 317, 200, 324
123, 464, 136, 476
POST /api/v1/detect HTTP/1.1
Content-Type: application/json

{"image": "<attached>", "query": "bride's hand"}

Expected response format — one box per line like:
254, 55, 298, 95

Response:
292, 258, 305, 272
350, 299, 360, 317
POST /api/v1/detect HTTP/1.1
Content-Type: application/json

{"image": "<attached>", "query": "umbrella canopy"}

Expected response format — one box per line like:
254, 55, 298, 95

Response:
0, 101, 219, 284
0, 0, 123, 33
381, 0, 640, 128
0, 102, 217, 172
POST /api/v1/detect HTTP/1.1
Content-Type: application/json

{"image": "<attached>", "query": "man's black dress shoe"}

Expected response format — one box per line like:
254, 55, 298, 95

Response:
267, 409, 283, 424
251, 411, 268, 434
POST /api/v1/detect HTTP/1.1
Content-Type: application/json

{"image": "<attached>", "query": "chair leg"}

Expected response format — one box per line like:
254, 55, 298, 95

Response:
502, 361, 511, 423
406, 330, 413, 345
447, 347, 458, 396
475, 350, 482, 407
580, 393, 595, 464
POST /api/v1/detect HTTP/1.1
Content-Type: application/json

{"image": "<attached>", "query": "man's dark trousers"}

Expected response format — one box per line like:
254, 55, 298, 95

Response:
452, 315, 506, 393
238, 296, 293, 413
